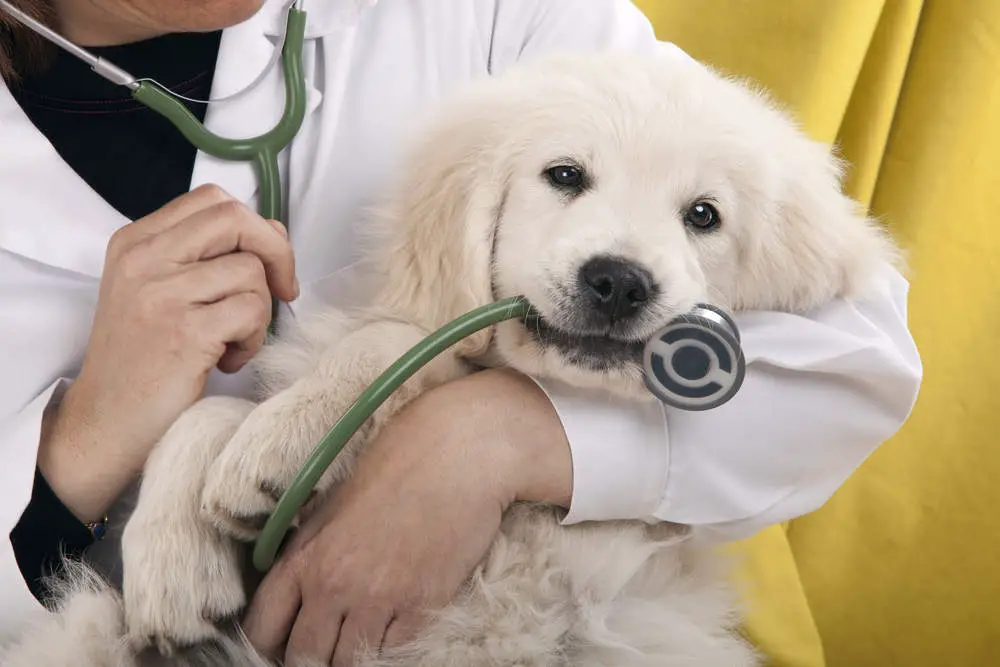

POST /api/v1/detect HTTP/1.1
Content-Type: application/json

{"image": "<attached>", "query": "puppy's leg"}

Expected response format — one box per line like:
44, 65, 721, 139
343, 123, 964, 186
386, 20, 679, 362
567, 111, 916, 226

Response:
122, 396, 256, 656
201, 318, 470, 540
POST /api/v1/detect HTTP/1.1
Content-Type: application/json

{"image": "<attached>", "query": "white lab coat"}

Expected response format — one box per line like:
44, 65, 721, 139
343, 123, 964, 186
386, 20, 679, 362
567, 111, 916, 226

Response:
0, 0, 922, 641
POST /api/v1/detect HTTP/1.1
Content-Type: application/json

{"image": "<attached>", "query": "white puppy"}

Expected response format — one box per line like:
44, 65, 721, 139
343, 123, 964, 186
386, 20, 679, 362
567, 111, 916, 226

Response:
0, 51, 899, 667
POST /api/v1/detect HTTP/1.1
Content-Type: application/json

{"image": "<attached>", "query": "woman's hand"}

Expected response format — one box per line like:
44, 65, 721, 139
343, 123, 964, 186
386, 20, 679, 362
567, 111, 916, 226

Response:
242, 369, 573, 667
38, 184, 298, 522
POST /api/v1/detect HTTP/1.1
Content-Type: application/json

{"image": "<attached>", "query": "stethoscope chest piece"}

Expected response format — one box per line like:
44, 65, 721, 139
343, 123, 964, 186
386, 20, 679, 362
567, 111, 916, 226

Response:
642, 304, 745, 411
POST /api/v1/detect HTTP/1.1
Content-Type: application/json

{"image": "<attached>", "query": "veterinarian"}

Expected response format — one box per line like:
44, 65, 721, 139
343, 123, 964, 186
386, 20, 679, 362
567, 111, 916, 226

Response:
0, 0, 922, 664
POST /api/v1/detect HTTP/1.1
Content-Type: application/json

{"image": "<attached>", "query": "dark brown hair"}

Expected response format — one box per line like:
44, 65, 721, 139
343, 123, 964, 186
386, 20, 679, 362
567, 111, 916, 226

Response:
0, 0, 55, 83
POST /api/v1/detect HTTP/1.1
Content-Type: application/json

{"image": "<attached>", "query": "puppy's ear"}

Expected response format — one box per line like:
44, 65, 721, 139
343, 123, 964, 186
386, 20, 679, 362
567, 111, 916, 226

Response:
739, 137, 903, 313
371, 107, 506, 359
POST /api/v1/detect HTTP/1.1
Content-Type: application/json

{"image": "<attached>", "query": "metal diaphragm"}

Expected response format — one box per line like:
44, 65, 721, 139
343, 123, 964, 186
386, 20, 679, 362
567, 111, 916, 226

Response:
642, 304, 745, 411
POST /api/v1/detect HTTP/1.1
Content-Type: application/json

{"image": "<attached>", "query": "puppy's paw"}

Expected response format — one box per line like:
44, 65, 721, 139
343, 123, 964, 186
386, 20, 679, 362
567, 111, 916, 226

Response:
200, 384, 352, 541
122, 509, 246, 657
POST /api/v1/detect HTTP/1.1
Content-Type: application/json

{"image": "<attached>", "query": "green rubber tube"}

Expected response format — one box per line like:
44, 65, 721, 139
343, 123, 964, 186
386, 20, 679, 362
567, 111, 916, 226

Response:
252, 296, 533, 572
130, 7, 309, 224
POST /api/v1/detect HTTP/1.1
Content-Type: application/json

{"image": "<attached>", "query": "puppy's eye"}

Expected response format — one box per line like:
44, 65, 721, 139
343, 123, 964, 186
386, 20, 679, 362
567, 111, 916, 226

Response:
684, 201, 721, 232
545, 165, 587, 191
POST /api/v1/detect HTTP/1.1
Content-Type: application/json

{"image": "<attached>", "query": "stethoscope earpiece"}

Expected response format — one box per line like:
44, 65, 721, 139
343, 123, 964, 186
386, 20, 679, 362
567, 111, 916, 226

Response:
642, 304, 745, 411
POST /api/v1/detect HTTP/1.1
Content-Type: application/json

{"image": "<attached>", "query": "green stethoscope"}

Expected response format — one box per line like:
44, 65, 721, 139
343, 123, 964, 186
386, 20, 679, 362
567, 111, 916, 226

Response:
2, 0, 747, 574
0, 0, 307, 224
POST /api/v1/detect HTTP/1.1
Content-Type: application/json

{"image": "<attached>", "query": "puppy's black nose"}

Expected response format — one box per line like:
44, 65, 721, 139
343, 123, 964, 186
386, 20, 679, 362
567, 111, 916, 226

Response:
579, 256, 654, 322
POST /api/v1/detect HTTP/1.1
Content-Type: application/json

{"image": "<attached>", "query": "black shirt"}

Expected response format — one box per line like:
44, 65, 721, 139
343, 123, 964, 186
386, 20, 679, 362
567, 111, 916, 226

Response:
6, 29, 223, 604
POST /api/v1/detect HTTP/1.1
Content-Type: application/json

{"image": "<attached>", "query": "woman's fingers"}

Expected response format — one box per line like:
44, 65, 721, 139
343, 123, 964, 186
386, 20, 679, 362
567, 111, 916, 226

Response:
331, 609, 393, 667
176, 251, 271, 308
284, 603, 345, 667
190, 291, 271, 373
380, 613, 422, 653
108, 184, 299, 304
243, 560, 306, 660
148, 198, 299, 302
191, 292, 271, 373
105, 183, 234, 257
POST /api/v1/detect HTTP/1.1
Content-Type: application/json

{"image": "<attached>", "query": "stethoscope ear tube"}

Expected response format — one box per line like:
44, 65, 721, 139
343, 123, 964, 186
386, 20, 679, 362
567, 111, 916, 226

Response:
642, 304, 745, 411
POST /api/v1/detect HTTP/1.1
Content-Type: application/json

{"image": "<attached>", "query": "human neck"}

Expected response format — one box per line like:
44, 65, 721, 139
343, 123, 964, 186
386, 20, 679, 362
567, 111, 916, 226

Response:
51, 0, 166, 47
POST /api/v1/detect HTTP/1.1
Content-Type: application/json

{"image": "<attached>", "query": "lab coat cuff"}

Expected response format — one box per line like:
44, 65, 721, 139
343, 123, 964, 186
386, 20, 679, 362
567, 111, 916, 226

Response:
527, 375, 669, 525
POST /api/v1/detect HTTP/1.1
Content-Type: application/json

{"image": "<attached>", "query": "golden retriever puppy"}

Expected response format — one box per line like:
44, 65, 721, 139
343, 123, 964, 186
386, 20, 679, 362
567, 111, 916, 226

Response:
0, 51, 898, 667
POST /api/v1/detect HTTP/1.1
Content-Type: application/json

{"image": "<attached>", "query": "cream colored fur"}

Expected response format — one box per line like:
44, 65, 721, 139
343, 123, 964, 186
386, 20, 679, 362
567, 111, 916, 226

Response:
0, 52, 900, 667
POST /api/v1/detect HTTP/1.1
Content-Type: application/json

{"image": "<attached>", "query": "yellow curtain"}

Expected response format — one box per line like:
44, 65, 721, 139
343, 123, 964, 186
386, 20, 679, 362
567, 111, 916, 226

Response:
632, 1, 1000, 665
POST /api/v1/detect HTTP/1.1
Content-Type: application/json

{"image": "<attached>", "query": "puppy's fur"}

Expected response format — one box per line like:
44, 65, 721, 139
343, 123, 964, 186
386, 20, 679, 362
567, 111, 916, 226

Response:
0, 52, 899, 667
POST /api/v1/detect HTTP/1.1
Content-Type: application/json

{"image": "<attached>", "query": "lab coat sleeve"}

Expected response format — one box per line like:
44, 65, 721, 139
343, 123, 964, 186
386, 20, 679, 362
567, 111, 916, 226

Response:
0, 379, 67, 638
487, 0, 923, 539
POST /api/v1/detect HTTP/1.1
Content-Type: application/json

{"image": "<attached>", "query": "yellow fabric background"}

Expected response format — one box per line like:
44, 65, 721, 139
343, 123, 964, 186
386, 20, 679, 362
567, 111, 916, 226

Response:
632, 1, 1000, 665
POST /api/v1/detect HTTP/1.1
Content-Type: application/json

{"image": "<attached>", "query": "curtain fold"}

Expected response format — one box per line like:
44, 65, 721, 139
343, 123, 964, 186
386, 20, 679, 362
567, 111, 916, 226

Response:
634, 1, 1000, 665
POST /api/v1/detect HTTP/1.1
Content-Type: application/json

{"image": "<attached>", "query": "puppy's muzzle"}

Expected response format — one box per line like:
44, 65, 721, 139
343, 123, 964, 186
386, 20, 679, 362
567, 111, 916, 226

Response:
578, 255, 656, 324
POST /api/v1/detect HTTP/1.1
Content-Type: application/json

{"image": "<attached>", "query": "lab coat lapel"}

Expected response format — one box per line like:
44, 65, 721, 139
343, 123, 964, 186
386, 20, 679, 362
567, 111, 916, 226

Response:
0, 84, 127, 278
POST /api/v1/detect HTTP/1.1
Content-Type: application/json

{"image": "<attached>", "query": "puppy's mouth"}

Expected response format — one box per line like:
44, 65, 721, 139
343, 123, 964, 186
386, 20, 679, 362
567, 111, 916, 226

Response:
523, 312, 645, 370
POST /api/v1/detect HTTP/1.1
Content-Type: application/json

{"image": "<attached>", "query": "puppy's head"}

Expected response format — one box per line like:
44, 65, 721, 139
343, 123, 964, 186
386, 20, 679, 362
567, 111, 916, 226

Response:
375, 52, 899, 396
